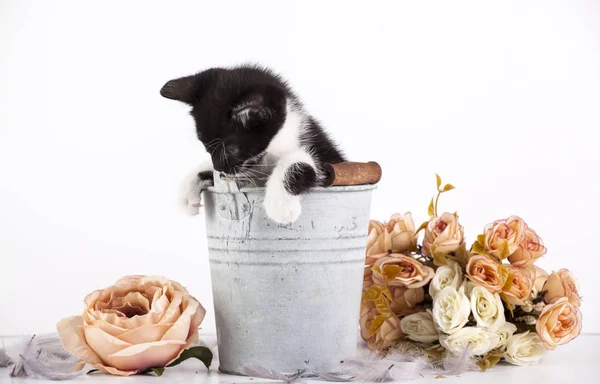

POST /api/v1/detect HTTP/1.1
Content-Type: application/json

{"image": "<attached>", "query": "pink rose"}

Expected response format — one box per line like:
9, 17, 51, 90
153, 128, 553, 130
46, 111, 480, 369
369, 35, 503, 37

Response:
543, 269, 582, 307
483, 216, 527, 259
389, 286, 425, 316
536, 297, 582, 350
503, 266, 533, 306
57, 276, 205, 376
509, 227, 547, 267
422, 213, 464, 257
371, 254, 435, 288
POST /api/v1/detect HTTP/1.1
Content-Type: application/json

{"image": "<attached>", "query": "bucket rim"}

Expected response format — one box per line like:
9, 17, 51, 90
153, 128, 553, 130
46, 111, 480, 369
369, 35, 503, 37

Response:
205, 184, 378, 193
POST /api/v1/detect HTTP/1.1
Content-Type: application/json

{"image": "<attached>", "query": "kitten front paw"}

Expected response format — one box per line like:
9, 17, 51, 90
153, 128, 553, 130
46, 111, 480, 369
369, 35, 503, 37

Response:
264, 189, 301, 224
179, 170, 213, 216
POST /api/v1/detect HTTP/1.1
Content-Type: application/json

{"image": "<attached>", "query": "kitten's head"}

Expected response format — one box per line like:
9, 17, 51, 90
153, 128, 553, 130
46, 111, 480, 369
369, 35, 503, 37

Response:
160, 65, 288, 174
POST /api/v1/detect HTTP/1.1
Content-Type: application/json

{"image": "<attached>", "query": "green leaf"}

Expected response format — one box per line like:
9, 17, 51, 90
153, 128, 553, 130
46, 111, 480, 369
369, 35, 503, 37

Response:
442, 184, 455, 192
428, 198, 435, 217
471, 241, 485, 255
167, 346, 213, 370
436, 174, 442, 189
151, 367, 165, 376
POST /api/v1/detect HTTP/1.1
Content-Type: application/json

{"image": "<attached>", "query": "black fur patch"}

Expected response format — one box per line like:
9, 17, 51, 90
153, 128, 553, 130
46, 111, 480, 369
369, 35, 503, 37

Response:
284, 162, 317, 195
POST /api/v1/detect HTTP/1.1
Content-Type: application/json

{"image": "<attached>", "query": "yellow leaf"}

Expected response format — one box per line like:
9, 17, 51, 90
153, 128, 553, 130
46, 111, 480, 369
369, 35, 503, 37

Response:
362, 285, 383, 301
476, 234, 487, 245
374, 297, 392, 316
432, 251, 448, 267
382, 287, 394, 301
428, 198, 435, 217
471, 241, 485, 254
498, 240, 510, 260
382, 264, 403, 281
500, 292, 514, 318
415, 220, 429, 235
442, 184, 455, 192
477, 350, 503, 372
500, 266, 513, 291
436, 174, 442, 189
368, 315, 388, 337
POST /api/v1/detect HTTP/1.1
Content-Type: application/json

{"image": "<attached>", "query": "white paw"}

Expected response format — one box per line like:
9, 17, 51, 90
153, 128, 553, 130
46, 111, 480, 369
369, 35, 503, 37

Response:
264, 189, 302, 224
179, 170, 212, 216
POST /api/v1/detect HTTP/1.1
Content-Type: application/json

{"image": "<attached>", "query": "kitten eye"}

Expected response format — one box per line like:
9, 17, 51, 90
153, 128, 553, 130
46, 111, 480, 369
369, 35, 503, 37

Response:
227, 145, 240, 156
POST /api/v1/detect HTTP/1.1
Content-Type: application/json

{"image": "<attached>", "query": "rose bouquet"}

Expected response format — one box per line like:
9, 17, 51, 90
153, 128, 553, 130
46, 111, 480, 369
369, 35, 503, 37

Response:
360, 175, 582, 370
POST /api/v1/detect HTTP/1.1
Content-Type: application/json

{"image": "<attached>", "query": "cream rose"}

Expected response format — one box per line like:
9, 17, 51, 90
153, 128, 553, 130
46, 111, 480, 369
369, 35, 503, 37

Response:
495, 322, 517, 351
543, 269, 582, 307
503, 266, 533, 306
429, 260, 463, 299
432, 286, 470, 334
400, 310, 440, 344
508, 226, 546, 267
466, 254, 508, 293
422, 213, 464, 257
371, 254, 435, 288
386, 213, 417, 252
439, 327, 500, 357
483, 216, 526, 259
504, 331, 547, 366
366, 220, 391, 256
389, 286, 425, 316
56, 276, 206, 376
536, 297, 582, 350
470, 286, 506, 331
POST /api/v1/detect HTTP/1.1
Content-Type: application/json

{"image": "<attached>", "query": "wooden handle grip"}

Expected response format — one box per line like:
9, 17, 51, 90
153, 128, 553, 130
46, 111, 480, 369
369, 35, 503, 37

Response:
323, 161, 382, 186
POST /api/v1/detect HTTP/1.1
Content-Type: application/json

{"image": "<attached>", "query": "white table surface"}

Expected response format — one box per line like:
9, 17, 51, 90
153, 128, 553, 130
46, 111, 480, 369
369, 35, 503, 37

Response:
1, 334, 597, 383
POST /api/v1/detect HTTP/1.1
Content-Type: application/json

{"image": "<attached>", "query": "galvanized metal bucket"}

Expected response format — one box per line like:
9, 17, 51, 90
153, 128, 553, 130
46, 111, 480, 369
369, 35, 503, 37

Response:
203, 172, 376, 374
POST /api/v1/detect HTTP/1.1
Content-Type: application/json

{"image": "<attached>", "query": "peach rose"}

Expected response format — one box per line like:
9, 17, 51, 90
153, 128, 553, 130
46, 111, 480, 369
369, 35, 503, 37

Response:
526, 265, 549, 295
386, 213, 418, 252
503, 266, 533, 305
366, 214, 417, 255
360, 310, 403, 353
465, 254, 508, 293
422, 213, 464, 257
366, 220, 391, 256
57, 275, 206, 376
389, 286, 425, 316
508, 227, 547, 267
372, 254, 435, 288
536, 297, 582, 350
483, 216, 526, 259
543, 269, 582, 307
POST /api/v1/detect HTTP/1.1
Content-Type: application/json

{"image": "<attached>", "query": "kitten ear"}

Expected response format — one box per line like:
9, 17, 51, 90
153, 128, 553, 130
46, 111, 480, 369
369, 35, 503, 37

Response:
231, 85, 285, 126
160, 74, 200, 104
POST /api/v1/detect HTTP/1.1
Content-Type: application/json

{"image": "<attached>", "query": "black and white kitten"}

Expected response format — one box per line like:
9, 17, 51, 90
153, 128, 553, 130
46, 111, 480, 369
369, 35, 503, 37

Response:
160, 65, 345, 224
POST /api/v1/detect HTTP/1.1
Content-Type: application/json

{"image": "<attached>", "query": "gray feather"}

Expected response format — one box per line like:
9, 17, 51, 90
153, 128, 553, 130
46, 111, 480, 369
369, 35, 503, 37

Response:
8, 334, 84, 380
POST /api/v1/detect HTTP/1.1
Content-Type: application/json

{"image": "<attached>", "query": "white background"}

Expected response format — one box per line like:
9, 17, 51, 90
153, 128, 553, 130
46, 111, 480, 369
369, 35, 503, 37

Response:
1, 0, 599, 336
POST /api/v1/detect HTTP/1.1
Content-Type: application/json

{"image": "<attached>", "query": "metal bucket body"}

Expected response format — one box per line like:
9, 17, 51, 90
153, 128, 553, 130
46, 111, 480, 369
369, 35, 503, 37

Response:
203, 175, 375, 374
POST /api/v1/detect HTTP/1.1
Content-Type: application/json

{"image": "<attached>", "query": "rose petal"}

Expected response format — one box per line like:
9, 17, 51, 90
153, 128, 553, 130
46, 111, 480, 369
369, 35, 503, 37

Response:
161, 299, 200, 341
84, 325, 132, 363
117, 323, 173, 344
56, 316, 104, 366
107, 340, 186, 371
159, 291, 183, 324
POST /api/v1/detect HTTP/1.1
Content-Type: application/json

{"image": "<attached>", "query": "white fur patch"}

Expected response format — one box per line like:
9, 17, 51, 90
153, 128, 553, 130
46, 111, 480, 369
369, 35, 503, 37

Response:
179, 161, 213, 215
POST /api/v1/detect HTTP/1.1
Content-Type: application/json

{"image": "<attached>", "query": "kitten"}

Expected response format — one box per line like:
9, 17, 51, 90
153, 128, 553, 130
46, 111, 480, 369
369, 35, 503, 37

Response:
160, 64, 345, 224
